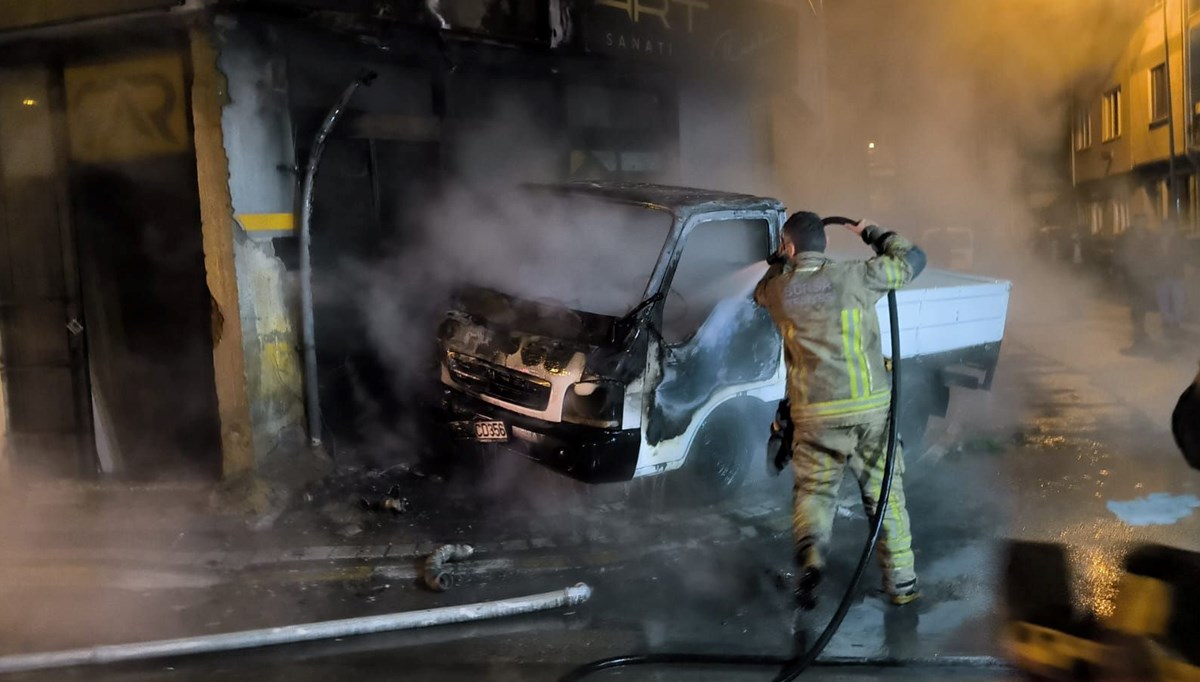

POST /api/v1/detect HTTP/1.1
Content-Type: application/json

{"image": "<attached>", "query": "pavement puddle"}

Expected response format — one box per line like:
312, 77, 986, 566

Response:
1106, 493, 1200, 526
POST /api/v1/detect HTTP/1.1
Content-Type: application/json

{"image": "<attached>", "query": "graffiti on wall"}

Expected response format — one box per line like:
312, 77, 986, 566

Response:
65, 53, 189, 163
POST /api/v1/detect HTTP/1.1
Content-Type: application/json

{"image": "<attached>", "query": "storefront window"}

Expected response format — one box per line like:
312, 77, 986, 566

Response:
565, 85, 673, 181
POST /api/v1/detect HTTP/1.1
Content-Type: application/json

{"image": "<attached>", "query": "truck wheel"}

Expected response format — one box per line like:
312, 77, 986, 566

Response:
670, 409, 752, 504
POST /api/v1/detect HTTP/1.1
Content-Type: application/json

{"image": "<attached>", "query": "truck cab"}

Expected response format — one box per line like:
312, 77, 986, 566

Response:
437, 182, 1010, 497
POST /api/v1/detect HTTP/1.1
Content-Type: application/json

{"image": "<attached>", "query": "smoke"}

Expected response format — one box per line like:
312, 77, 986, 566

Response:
789, 0, 1147, 238
0, 482, 227, 655
3, 2, 1174, 658
324, 99, 675, 468
777, 0, 1157, 368
333, 1, 1176, 490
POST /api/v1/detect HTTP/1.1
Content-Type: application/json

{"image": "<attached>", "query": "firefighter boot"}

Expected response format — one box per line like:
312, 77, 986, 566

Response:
887, 578, 921, 606
794, 545, 823, 612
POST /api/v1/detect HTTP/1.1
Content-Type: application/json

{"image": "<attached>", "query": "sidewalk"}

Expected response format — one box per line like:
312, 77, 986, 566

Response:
0, 469, 798, 657
0, 468, 791, 596
1002, 265, 1197, 431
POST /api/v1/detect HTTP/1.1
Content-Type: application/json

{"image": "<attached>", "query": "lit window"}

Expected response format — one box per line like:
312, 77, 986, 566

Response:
1073, 108, 1092, 151
1151, 64, 1169, 124
1102, 87, 1122, 142
1111, 199, 1129, 234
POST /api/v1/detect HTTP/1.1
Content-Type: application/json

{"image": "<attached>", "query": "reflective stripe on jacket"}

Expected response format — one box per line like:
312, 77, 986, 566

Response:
755, 232, 921, 426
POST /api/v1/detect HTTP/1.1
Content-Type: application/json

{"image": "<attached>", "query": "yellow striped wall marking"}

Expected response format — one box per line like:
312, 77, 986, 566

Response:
237, 213, 295, 233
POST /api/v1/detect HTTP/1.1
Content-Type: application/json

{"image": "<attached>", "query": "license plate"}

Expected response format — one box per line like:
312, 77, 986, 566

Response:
474, 420, 508, 442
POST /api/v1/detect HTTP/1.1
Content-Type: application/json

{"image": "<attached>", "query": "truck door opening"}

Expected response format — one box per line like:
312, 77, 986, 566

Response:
649, 217, 781, 443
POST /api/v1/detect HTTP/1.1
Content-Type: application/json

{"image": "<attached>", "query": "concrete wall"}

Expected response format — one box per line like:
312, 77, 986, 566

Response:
212, 16, 306, 465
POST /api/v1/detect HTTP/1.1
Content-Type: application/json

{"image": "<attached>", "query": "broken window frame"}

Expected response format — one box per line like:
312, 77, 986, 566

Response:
659, 216, 773, 345
656, 209, 781, 347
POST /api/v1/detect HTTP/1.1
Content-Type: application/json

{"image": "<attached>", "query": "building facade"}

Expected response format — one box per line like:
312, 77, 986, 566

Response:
1072, 0, 1199, 238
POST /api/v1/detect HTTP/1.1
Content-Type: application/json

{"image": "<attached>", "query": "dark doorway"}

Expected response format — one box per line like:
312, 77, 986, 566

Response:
0, 66, 92, 477
70, 158, 221, 479
0, 47, 223, 480
62, 48, 221, 479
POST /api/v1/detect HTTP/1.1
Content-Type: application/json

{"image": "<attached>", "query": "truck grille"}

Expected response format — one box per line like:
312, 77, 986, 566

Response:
446, 352, 552, 411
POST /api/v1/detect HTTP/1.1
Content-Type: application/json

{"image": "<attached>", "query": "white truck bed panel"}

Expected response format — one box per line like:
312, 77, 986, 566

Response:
905, 268, 1007, 289
876, 269, 1011, 358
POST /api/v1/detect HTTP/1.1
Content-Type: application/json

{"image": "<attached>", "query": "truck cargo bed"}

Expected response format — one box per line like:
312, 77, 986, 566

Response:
877, 268, 1011, 359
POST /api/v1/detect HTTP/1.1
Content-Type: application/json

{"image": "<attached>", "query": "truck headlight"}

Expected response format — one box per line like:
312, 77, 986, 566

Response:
563, 381, 623, 429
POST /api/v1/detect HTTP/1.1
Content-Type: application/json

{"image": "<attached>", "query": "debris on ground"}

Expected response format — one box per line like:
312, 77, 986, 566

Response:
360, 485, 409, 515
209, 473, 292, 529
424, 544, 474, 592
922, 432, 1009, 466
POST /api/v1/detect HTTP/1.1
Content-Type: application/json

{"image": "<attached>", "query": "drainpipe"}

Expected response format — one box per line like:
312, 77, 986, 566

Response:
1070, 104, 1077, 189
300, 71, 377, 447
1182, 0, 1200, 228
1165, 1, 1182, 218
1070, 105, 1079, 226
1184, 0, 1192, 150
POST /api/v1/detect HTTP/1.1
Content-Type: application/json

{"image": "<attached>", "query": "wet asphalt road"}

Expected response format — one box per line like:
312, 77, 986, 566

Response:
3, 302, 1197, 681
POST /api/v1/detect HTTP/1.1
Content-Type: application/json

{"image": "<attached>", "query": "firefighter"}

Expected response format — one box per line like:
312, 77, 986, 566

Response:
755, 212, 927, 610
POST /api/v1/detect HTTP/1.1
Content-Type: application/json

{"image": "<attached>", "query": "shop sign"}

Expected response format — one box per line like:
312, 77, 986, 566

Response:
576, 0, 799, 80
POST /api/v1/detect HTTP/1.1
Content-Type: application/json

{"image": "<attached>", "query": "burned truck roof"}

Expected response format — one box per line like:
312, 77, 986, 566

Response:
529, 181, 785, 216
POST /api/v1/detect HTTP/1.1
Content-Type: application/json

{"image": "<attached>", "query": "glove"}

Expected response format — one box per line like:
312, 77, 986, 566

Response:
767, 400, 793, 475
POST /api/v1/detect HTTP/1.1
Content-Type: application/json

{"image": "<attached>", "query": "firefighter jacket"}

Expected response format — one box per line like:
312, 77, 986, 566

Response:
755, 228, 925, 427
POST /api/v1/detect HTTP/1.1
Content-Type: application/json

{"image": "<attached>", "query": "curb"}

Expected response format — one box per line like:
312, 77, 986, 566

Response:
0, 505, 793, 577
0, 532, 750, 592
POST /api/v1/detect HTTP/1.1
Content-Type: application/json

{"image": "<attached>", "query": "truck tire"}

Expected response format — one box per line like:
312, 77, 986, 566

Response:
669, 407, 756, 504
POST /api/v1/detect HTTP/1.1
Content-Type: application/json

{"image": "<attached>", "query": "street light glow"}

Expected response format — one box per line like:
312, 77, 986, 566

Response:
20, 98, 36, 107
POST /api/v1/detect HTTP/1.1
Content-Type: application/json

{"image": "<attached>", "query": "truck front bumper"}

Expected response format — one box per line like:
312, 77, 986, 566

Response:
439, 388, 640, 484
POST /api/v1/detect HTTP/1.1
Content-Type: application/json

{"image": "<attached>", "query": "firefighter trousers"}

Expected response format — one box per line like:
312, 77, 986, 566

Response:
791, 418, 916, 592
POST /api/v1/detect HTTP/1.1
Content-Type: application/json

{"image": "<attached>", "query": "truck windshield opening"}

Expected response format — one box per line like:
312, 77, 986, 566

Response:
471, 196, 673, 318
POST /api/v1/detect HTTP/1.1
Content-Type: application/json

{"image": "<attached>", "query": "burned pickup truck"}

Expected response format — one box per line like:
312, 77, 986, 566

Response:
436, 183, 1010, 498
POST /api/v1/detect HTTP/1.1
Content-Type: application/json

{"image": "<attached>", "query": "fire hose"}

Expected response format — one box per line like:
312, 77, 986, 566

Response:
0, 584, 592, 675
560, 216, 905, 682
